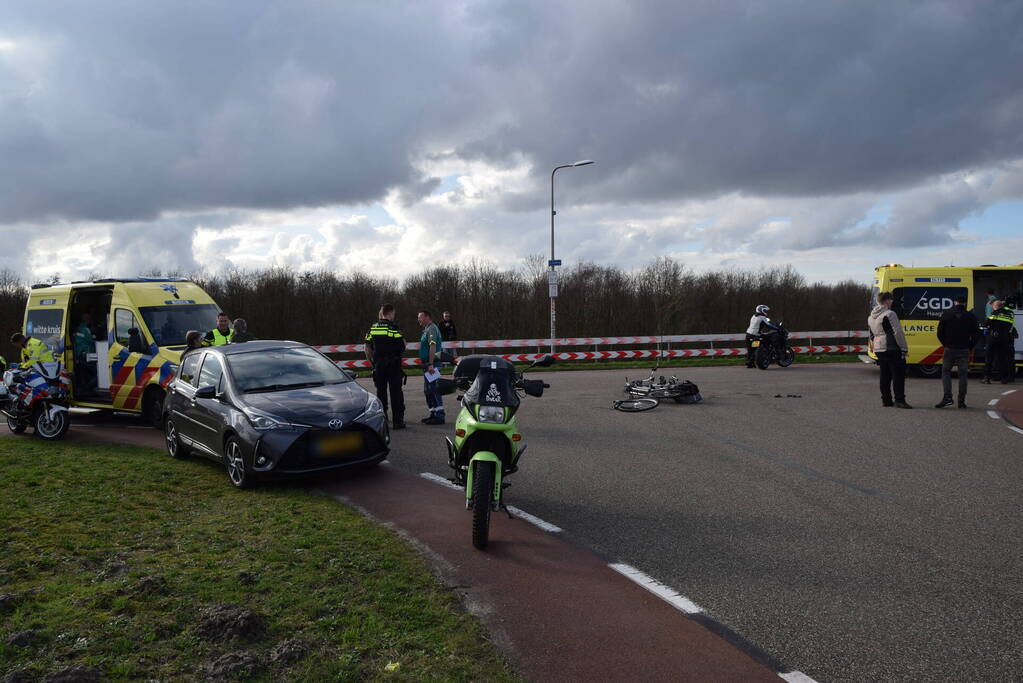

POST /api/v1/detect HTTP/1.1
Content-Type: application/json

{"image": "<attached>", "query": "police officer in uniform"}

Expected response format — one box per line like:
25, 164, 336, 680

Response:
982, 300, 1015, 384
202, 312, 234, 346
365, 303, 407, 429
11, 333, 55, 365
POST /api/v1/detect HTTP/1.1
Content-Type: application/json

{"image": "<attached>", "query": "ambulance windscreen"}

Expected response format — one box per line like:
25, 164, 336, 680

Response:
139, 304, 220, 346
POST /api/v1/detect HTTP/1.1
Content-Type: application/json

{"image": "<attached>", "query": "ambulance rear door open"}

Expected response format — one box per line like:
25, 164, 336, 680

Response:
972, 269, 1023, 363
68, 285, 114, 403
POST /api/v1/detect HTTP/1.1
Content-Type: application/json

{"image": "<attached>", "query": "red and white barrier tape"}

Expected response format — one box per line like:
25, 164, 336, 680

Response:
315, 330, 868, 354
334, 345, 867, 368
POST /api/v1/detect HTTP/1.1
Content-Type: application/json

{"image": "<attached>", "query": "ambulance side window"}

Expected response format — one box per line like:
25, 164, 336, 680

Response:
178, 353, 201, 387
114, 309, 138, 347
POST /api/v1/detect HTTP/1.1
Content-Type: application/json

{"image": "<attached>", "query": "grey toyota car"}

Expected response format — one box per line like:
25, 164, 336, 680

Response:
162, 340, 389, 488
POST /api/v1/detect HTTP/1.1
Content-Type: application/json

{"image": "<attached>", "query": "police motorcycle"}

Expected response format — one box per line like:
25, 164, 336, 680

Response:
437, 354, 554, 550
753, 321, 795, 369
1, 360, 72, 440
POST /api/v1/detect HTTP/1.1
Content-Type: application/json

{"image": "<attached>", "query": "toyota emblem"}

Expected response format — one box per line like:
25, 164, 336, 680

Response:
328, 418, 343, 430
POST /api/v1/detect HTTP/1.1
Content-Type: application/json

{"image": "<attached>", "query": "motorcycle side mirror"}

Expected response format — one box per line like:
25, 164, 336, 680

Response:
523, 379, 545, 397
456, 376, 473, 391
195, 385, 217, 400
531, 355, 556, 368
435, 378, 458, 396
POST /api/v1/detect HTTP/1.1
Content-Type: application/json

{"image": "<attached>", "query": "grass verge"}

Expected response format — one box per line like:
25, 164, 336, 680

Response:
0, 439, 517, 682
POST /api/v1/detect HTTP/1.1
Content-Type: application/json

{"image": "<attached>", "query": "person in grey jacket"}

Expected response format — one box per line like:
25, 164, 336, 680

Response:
868, 291, 912, 408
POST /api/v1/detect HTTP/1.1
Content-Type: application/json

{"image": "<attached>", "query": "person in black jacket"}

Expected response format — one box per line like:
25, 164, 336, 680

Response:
935, 294, 980, 408
365, 303, 407, 429
439, 311, 457, 343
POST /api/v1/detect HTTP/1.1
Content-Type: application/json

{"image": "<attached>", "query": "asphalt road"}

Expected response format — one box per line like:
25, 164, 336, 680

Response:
384, 363, 1023, 682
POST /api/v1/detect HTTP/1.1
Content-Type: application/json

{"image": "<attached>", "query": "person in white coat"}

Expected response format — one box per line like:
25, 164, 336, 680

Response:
868, 291, 912, 408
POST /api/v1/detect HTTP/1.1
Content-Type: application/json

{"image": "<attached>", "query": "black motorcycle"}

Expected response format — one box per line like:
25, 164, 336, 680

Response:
754, 322, 795, 369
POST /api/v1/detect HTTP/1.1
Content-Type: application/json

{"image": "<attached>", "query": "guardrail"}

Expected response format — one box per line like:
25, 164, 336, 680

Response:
317, 331, 868, 368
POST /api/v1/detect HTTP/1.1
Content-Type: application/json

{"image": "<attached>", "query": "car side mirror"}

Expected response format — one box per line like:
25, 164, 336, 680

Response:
341, 368, 357, 380
195, 385, 217, 400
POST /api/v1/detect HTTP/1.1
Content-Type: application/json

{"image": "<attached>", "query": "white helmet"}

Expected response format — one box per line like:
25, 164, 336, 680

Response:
755, 304, 770, 315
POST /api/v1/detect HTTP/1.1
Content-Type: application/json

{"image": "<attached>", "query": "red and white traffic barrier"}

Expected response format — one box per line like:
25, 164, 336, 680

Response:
315, 330, 867, 354
333, 345, 868, 368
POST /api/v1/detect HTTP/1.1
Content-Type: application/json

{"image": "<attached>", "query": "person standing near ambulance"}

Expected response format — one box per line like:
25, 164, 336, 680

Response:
868, 292, 912, 408
365, 304, 406, 430
202, 312, 234, 346
10, 333, 55, 366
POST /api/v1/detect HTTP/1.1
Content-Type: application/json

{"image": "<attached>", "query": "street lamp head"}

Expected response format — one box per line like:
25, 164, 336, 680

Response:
572, 160, 594, 167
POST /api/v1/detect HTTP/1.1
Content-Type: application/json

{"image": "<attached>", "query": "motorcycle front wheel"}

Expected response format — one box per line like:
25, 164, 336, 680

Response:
7, 417, 27, 434
35, 408, 69, 440
471, 460, 495, 550
778, 347, 796, 367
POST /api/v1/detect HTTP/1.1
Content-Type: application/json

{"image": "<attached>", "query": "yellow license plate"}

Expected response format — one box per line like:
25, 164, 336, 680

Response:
318, 432, 363, 457
751, 340, 760, 347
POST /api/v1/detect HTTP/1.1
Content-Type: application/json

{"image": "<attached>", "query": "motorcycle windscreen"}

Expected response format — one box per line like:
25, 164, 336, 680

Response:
464, 366, 520, 408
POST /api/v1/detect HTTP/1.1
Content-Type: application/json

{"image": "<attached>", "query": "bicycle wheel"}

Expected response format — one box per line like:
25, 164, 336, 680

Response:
613, 398, 659, 412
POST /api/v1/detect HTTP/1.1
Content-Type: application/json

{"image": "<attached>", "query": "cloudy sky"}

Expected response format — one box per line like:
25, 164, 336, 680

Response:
2, 0, 1022, 284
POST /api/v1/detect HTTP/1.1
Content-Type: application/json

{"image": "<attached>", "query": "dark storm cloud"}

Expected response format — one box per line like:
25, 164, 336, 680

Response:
1, 0, 1021, 230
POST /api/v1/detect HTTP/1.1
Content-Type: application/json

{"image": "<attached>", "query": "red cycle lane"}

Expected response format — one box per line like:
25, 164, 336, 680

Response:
5, 416, 782, 682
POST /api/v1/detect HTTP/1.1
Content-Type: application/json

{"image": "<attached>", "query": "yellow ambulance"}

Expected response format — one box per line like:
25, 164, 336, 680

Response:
868, 264, 1023, 376
23, 278, 221, 425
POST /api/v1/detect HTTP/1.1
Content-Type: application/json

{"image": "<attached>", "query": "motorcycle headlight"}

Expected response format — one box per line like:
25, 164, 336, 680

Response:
477, 405, 505, 424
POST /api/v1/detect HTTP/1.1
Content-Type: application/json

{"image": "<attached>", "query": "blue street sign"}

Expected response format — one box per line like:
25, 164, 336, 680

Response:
548, 259, 562, 267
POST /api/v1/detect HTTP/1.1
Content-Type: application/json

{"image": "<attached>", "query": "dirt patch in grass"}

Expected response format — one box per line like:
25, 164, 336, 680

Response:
0, 440, 517, 681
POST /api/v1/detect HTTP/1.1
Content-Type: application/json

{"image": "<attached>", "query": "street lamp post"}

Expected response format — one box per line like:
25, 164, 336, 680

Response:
549, 160, 594, 356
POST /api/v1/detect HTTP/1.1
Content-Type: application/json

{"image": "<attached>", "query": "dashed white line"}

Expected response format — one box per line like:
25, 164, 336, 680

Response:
608, 562, 703, 614
1002, 389, 1017, 395
506, 506, 562, 533
988, 399, 999, 406
419, 471, 461, 491
779, 672, 820, 683
1009, 425, 1023, 436
987, 410, 1000, 419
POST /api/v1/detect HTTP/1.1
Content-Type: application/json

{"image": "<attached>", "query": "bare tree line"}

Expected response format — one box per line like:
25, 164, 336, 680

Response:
1, 259, 870, 361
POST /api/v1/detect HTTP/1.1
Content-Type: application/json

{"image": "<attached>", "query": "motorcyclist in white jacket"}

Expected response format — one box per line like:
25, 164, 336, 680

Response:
745, 305, 777, 368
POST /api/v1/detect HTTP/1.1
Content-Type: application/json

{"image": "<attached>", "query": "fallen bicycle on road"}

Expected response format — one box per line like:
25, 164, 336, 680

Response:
613, 365, 702, 411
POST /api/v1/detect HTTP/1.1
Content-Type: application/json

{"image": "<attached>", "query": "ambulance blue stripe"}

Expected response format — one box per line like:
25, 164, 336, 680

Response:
110, 348, 130, 376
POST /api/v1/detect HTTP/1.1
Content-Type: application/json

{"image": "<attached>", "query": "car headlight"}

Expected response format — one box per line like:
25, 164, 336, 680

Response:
364, 395, 384, 417
477, 405, 505, 424
245, 410, 302, 431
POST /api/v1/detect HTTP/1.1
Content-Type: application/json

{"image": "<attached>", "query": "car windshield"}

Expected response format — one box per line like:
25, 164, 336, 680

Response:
227, 347, 350, 393
139, 304, 221, 347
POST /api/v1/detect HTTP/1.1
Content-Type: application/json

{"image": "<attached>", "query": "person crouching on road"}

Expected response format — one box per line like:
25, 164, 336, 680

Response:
934, 293, 979, 409
868, 292, 912, 408
417, 310, 445, 425
10, 333, 55, 366
365, 304, 407, 430
202, 312, 233, 346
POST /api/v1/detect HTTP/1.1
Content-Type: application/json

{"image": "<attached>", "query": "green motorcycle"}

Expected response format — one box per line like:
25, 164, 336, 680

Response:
439, 354, 553, 550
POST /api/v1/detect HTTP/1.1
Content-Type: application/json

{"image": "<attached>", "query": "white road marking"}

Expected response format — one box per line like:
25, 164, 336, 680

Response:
988, 399, 999, 406
419, 472, 562, 532
506, 506, 562, 533
780, 672, 821, 683
1009, 425, 1023, 436
419, 471, 462, 491
987, 410, 1000, 419
1002, 389, 1018, 395
608, 563, 703, 614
